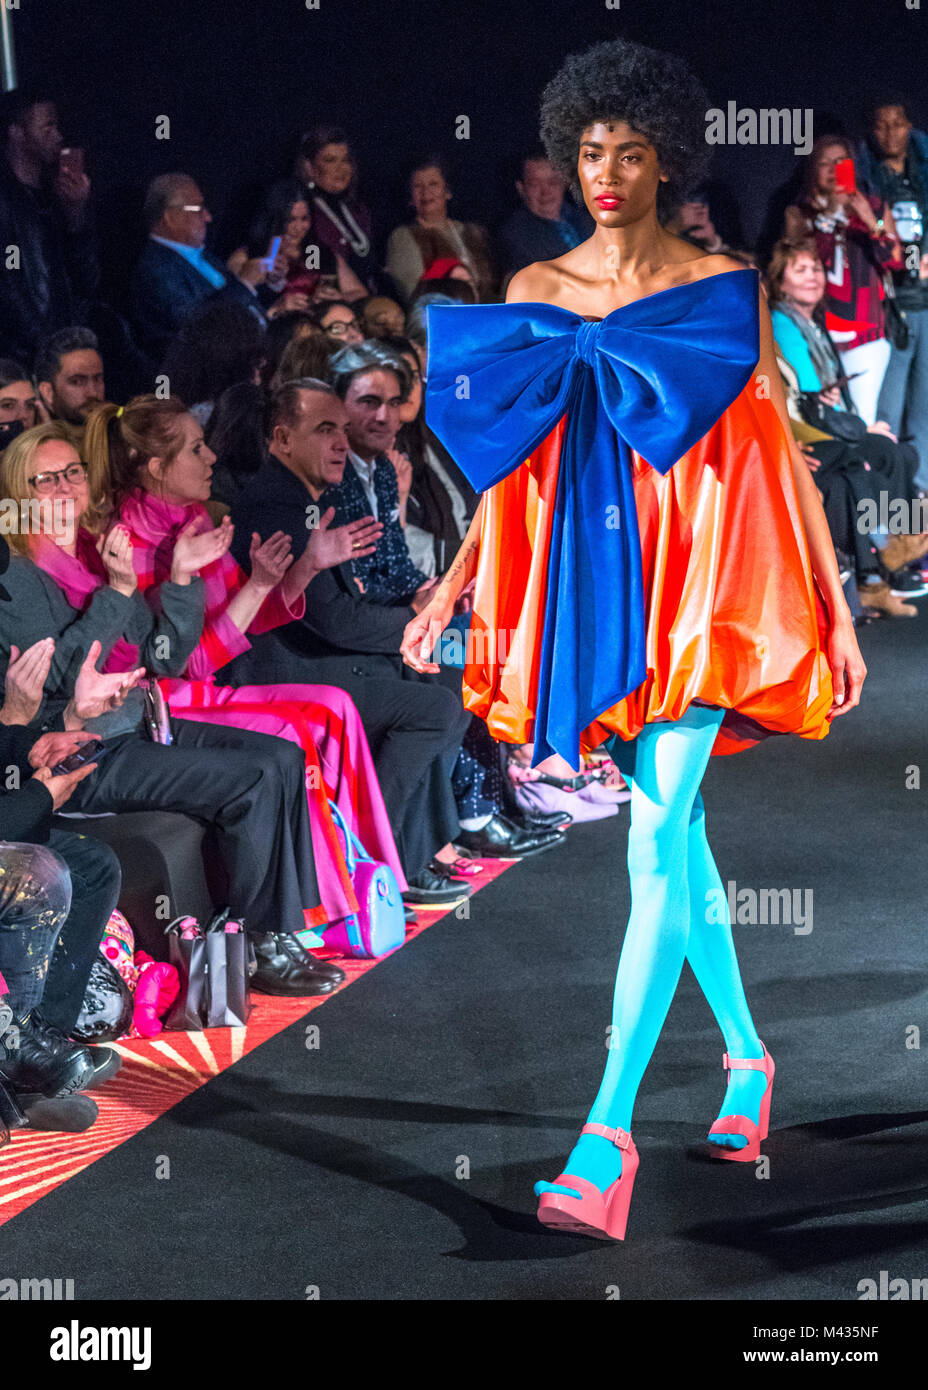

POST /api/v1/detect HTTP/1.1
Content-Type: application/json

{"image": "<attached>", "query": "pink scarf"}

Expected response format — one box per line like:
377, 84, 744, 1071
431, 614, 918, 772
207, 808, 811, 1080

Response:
30, 531, 142, 672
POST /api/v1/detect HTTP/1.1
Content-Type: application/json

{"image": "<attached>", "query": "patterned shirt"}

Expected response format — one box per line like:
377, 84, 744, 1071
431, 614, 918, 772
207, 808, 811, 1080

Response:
319, 454, 426, 604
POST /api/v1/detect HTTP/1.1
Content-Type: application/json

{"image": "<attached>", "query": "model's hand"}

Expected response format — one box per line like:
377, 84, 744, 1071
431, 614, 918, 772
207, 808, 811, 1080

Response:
0, 639, 55, 724
825, 618, 866, 719
400, 596, 454, 673
28, 730, 98, 770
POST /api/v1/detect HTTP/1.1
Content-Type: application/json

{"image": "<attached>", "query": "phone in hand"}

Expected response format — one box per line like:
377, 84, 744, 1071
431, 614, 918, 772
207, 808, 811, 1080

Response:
834, 158, 856, 195
50, 739, 106, 776
0, 420, 24, 446
58, 147, 85, 180
266, 234, 282, 268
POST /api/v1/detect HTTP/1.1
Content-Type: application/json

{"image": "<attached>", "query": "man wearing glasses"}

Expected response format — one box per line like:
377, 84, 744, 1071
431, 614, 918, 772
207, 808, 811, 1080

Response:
130, 172, 266, 361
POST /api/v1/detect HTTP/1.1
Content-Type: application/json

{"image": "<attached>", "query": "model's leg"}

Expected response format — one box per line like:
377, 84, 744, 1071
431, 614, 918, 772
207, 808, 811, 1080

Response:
535, 705, 723, 1200
683, 790, 768, 1149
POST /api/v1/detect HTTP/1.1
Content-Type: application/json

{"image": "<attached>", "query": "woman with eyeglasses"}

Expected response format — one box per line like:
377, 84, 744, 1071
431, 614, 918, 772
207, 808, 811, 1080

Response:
0, 422, 345, 997
313, 300, 365, 347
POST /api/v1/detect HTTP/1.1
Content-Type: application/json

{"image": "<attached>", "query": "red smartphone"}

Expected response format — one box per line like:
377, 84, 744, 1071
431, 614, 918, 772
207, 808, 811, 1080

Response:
834, 157, 856, 195
58, 147, 85, 179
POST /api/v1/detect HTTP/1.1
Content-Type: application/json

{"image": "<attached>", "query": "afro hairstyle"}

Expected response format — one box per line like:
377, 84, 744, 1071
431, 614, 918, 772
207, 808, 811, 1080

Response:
539, 39, 711, 218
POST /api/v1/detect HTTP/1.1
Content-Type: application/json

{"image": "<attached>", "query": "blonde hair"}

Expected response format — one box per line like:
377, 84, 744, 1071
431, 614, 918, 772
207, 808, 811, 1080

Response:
0, 422, 95, 554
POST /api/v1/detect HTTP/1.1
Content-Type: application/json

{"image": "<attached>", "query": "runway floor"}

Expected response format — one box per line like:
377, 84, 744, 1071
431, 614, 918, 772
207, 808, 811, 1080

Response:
1, 609, 926, 1300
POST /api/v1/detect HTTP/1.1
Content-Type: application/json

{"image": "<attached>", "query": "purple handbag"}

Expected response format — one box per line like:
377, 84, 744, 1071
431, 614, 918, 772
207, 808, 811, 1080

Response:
322, 801, 406, 959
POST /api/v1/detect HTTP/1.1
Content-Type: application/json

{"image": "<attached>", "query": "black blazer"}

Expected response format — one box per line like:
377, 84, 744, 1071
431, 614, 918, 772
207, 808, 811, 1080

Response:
224, 456, 413, 676
130, 239, 265, 361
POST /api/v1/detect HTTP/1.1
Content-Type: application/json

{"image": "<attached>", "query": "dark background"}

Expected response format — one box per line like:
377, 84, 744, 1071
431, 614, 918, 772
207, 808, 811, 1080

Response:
7, 0, 926, 300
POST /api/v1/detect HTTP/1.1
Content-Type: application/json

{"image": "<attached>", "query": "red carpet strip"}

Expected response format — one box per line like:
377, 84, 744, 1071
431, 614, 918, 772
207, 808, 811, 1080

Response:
0, 858, 514, 1227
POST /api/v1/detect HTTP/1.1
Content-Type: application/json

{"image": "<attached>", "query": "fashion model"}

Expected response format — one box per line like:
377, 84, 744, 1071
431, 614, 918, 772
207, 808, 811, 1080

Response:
401, 38, 867, 1241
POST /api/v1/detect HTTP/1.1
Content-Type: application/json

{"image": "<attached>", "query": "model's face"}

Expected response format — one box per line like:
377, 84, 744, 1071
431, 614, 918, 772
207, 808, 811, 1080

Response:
814, 142, 850, 195
411, 166, 449, 220
146, 414, 215, 504
782, 253, 825, 307
300, 143, 354, 194
42, 349, 105, 424
0, 378, 38, 427
872, 105, 911, 161
577, 120, 667, 228
343, 369, 403, 457
518, 158, 566, 220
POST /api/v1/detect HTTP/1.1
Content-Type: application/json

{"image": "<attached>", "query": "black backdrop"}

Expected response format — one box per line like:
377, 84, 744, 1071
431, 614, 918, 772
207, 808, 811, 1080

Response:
9, 0, 926, 305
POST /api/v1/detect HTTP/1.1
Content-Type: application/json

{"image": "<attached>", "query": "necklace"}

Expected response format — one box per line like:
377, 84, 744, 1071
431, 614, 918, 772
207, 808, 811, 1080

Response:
311, 189, 370, 259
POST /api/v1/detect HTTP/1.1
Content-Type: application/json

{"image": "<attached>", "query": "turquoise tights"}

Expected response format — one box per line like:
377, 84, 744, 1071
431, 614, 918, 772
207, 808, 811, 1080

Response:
535, 706, 769, 1203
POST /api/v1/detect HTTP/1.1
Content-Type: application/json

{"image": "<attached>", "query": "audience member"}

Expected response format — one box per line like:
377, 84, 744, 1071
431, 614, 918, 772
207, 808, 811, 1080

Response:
293, 125, 390, 298
325, 341, 432, 605
359, 297, 406, 340
260, 309, 324, 388
0, 90, 99, 363
498, 149, 593, 278
0, 422, 344, 996
0, 358, 41, 430
160, 298, 266, 427
314, 300, 365, 348
783, 135, 902, 423
386, 157, 497, 303
222, 379, 475, 902
229, 177, 368, 312
204, 381, 268, 507
858, 100, 928, 491
34, 326, 106, 446
130, 173, 267, 362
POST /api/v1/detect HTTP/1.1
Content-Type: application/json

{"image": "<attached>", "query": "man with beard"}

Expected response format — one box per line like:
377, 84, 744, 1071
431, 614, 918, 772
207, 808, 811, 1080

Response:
34, 327, 106, 447
0, 91, 99, 365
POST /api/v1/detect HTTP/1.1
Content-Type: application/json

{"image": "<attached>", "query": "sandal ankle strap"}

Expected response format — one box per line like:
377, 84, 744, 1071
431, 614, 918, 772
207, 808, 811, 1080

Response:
723, 1046, 767, 1072
581, 1121, 632, 1149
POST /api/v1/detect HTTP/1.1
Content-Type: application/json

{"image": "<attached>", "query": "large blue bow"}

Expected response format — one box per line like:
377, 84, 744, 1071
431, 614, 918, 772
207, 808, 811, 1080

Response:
425, 268, 760, 763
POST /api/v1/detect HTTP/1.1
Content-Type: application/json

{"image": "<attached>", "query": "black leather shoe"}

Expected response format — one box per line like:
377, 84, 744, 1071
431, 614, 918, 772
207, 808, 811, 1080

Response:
402, 865, 474, 905
511, 807, 573, 831
454, 814, 566, 860
27, 1013, 121, 1092
0, 1011, 96, 1100
250, 932, 346, 996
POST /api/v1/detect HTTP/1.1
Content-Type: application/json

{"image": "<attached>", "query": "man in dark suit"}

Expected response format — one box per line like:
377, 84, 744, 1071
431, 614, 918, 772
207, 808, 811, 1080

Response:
498, 150, 594, 283
130, 173, 266, 362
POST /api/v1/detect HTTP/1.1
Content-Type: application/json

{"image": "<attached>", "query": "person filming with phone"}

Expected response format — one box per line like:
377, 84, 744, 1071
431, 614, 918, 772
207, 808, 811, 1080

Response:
0, 90, 99, 365
783, 135, 903, 424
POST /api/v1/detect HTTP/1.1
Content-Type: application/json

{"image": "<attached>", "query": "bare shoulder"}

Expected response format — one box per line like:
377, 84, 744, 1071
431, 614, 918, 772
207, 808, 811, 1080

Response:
505, 260, 564, 305
680, 251, 755, 283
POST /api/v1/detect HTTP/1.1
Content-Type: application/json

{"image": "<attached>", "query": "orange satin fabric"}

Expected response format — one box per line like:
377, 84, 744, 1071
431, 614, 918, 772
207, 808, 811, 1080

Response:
462, 382, 834, 759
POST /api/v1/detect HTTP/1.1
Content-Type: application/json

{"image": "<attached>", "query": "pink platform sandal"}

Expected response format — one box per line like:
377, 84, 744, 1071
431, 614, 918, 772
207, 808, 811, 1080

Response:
535, 1123, 640, 1240
705, 1042, 775, 1162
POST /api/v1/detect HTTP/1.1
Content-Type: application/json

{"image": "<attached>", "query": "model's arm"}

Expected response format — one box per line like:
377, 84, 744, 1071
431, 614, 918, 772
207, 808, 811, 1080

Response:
756, 284, 866, 715
399, 263, 554, 671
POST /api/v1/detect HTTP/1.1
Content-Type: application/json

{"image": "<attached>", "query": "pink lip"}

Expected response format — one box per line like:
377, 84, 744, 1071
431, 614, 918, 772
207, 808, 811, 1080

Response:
596, 196, 623, 208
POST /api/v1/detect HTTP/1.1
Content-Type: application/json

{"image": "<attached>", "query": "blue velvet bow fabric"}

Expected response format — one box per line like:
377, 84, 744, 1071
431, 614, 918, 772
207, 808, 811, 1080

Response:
425, 268, 761, 764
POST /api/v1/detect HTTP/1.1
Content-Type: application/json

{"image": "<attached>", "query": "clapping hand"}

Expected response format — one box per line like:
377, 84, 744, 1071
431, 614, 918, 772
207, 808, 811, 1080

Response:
0, 639, 55, 724
171, 515, 234, 582
97, 525, 137, 597
305, 508, 383, 572
248, 531, 294, 591
64, 641, 145, 727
